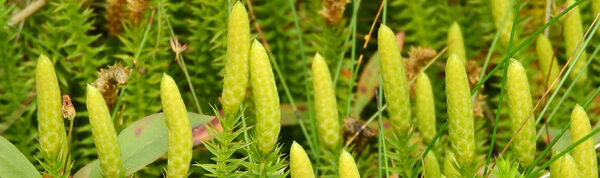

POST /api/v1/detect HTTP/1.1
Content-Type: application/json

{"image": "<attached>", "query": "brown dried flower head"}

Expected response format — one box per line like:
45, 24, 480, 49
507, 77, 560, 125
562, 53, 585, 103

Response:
107, 0, 126, 36
466, 60, 483, 90
319, 0, 350, 25
405, 46, 437, 81
92, 63, 131, 109
61, 94, 76, 120
472, 93, 487, 118
466, 60, 485, 118
342, 117, 376, 153
128, 0, 148, 25
404, 46, 437, 96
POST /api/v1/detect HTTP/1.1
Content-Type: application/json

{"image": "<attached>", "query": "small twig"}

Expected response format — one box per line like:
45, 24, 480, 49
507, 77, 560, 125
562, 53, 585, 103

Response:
8, 0, 46, 26
363, 0, 385, 49
347, 0, 384, 76
544, 0, 551, 36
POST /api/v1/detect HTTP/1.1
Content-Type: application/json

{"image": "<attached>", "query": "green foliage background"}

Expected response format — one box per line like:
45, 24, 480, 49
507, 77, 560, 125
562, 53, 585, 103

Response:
2, 0, 600, 177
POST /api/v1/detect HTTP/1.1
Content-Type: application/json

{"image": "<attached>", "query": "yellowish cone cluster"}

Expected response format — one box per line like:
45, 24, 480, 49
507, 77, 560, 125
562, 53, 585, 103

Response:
36, 55, 68, 160
570, 105, 597, 178
338, 150, 360, 178
290, 141, 315, 178
562, 0, 588, 84
415, 72, 436, 144
161, 74, 193, 178
535, 35, 560, 91
550, 153, 580, 178
222, 1, 251, 117
490, 0, 517, 46
250, 40, 281, 155
86, 85, 122, 178
506, 59, 536, 166
447, 21, 467, 62
424, 152, 441, 178
377, 24, 411, 133
445, 54, 475, 166
312, 53, 341, 149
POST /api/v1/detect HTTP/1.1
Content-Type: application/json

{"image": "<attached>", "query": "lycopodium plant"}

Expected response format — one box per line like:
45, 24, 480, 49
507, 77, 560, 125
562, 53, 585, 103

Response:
222, 1, 250, 117
244, 40, 286, 177
535, 35, 560, 90
423, 152, 441, 178
415, 72, 436, 144
36, 54, 68, 174
249, 40, 281, 155
447, 21, 467, 62
570, 105, 597, 178
550, 153, 580, 178
312, 53, 341, 149
445, 54, 475, 167
490, 0, 517, 46
506, 59, 536, 166
377, 24, 411, 133
86, 85, 122, 178
290, 141, 315, 178
338, 150, 360, 178
562, 0, 588, 84
380, 25, 419, 177
160, 74, 193, 178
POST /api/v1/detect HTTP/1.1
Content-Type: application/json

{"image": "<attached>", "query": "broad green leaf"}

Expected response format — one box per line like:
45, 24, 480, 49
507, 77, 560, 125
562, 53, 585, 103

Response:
0, 135, 42, 178
73, 112, 215, 178
352, 53, 380, 116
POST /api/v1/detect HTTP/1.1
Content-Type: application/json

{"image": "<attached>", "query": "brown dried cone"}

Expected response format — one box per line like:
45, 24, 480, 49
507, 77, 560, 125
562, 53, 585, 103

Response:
92, 63, 131, 109
127, 0, 148, 25
404, 47, 437, 83
342, 117, 376, 153
107, 0, 126, 36
319, 0, 350, 25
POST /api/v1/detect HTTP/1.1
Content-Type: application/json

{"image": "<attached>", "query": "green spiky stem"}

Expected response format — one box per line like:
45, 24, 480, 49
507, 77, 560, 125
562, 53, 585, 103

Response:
86, 85, 122, 178
338, 150, 360, 178
570, 105, 597, 178
447, 21, 467, 62
445, 54, 475, 167
290, 141, 315, 178
377, 24, 411, 134
424, 152, 441, 178
35, 54, 68, 161
161, 74, 193, 178
222, 1, 250, 117
415, 72, 436, 144
535, 35, 560, 90
562, 0, 587, 84
506, 59, 536, 166
250, 40, 281, 155
312, 53, 340, 149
